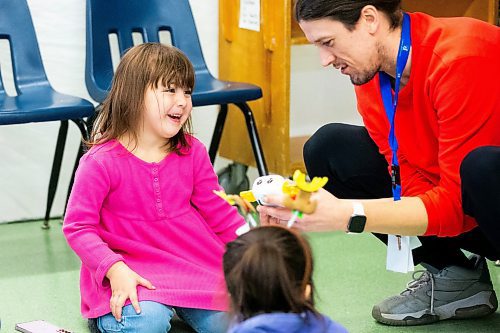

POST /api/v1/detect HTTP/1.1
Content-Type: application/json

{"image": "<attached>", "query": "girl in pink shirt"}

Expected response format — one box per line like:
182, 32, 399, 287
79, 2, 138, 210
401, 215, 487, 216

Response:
63, 43, 248, 333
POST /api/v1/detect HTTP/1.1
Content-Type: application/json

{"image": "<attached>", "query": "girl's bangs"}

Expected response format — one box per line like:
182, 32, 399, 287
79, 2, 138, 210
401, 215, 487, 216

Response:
154, 54, 194, 90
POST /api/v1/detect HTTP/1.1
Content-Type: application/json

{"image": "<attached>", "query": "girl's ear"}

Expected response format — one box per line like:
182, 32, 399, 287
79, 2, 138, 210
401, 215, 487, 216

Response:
304, 284, 312, 300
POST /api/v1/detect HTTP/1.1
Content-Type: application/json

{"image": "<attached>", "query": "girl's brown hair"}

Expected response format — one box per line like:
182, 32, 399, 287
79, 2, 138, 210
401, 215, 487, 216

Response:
88, 43, 195, 153
223, 226, 317, 320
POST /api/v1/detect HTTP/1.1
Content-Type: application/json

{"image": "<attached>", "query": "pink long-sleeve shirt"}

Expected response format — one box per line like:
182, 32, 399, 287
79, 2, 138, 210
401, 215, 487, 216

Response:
63, 136, 246, 318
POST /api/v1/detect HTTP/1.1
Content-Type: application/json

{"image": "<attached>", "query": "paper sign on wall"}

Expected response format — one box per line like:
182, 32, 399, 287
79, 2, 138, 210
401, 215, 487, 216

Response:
239, 0, 260, 32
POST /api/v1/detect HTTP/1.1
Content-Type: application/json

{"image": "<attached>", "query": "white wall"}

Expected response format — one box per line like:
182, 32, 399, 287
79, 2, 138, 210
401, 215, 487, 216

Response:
0, 0, 358, 222
290, 45, 361, 137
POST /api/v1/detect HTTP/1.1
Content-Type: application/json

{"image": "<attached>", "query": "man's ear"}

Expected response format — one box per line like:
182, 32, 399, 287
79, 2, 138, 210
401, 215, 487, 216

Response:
359, 5, 380, 34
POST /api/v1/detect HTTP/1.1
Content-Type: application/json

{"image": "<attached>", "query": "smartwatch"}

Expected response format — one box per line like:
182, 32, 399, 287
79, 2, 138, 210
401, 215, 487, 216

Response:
346, 202, 366, 233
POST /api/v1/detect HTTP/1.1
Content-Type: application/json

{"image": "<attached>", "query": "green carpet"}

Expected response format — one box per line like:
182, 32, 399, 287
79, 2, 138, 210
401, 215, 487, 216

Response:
0, 220, 498, 332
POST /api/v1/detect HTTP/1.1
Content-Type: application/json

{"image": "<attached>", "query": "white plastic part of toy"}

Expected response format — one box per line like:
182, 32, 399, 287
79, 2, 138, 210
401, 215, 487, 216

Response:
251, 175, 286, 206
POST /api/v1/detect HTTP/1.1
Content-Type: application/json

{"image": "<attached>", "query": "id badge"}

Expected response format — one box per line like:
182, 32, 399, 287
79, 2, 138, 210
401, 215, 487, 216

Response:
386, 235, 421, 273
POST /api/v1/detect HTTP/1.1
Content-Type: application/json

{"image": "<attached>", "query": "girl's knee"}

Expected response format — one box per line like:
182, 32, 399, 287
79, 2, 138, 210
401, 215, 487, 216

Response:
98, 301, 174, 333
176, 308, 229, 333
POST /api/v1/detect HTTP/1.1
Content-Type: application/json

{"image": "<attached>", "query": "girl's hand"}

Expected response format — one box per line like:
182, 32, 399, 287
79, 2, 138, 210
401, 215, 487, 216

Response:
106, 261, 156, 321
257, 188, 352, 232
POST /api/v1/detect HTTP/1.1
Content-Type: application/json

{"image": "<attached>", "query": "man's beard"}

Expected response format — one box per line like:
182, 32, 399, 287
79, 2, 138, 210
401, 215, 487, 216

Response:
349, 65, 380, 86
349, 42, 384, 86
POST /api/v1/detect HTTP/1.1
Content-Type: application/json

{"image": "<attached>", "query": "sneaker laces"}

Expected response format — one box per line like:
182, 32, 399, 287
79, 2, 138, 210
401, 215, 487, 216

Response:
403, 270, 436, 314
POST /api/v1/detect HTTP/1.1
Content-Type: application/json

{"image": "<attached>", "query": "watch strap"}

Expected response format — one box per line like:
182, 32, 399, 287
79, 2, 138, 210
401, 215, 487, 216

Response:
347, 202, 366, 233
352, 201, 364, 216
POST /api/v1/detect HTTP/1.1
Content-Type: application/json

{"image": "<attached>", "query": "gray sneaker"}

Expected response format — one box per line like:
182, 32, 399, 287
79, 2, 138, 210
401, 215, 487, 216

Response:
372, 256, 498, 326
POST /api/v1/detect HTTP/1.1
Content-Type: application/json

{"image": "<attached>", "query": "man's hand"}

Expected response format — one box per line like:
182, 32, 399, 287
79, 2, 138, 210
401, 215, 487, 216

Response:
257, 188, 352, 232
106, 261, 156, 321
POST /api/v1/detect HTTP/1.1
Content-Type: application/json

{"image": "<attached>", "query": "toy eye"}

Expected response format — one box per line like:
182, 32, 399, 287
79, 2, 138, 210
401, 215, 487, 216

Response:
257, 179, 262, 185
267, 178, 273, 183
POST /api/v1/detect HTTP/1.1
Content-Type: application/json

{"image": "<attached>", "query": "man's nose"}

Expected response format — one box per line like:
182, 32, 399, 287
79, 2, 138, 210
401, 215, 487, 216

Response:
319, 47, 335, 67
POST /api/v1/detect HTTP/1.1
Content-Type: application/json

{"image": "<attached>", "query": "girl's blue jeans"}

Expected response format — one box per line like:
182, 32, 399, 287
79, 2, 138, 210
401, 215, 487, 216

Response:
97, 301, 229, 333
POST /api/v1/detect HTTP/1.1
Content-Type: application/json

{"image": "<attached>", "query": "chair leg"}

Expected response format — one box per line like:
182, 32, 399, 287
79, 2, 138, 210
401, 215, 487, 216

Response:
208, 104, 228, 164
44, 120, 69, 229
234, 102, 268, 176
63, 118, 89, 218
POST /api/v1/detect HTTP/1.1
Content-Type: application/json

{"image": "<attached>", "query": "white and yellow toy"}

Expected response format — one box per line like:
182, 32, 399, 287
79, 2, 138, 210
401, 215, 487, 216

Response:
239, 175, 288, 207
240, 170, 328, 227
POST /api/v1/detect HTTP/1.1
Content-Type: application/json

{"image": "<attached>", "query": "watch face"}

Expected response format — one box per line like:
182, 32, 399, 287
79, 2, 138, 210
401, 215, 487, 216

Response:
348, 215, 367, 233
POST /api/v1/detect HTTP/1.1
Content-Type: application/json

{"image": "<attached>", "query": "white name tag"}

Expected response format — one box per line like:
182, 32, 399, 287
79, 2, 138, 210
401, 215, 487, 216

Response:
386, 235, 421, 273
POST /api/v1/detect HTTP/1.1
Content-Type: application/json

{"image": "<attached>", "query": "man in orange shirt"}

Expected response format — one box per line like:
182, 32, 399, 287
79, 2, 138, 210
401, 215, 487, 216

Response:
259, 0, 500, 326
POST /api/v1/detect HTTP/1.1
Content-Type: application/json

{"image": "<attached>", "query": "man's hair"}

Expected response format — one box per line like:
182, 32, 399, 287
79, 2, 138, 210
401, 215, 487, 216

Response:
295, 0, 402, 30
223, 226, 317, 320
88, 43, 195, 153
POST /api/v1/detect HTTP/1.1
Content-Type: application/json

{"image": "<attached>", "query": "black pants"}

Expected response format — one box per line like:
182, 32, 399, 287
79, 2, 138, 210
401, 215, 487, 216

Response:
304, 123, 500, 270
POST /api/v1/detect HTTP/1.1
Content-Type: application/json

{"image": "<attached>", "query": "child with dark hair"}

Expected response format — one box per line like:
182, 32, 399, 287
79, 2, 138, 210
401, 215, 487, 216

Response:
223, 226, 348, 332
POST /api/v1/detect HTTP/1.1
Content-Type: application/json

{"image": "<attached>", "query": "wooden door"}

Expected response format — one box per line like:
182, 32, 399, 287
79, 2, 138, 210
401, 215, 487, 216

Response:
219, 0, 293, 175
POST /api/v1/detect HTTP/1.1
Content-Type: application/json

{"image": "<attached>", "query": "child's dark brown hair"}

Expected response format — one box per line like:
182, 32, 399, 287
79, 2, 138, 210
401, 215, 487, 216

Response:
223, 226, 317, 320
88, 43, 195, 153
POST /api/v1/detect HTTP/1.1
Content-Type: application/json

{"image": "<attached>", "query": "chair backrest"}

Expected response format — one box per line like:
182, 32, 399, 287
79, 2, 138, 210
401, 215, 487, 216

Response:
85, 0, 211, 101
0, 0, 49, 95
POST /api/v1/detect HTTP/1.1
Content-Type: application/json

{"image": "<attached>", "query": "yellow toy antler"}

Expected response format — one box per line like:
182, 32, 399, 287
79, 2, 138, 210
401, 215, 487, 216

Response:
282, 170, 328, 214
292, 170, 328, 193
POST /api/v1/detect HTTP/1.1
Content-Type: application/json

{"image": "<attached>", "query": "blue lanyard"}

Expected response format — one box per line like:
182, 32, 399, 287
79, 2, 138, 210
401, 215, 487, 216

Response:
379, 12, 411, 201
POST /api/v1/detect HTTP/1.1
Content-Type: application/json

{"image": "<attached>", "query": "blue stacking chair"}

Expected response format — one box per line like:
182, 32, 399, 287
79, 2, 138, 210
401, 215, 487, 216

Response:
85, 0, 268, 176
0, 0, 94, 228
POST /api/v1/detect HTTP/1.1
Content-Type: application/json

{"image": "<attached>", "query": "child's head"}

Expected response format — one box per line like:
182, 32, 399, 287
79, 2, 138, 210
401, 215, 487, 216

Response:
223, 226, 317, 320
90, 43, 195, 153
